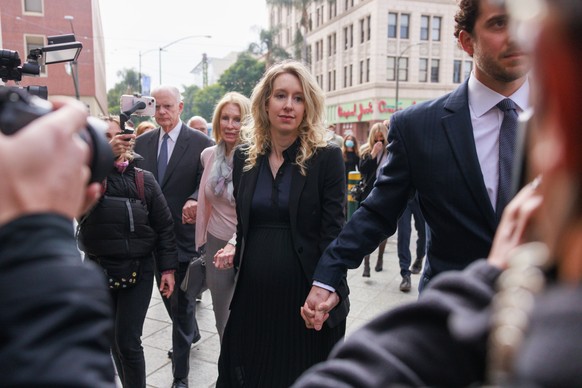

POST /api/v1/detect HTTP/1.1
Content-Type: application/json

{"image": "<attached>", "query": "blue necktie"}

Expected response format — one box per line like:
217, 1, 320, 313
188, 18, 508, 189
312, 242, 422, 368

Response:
496, 98, 518, 217
157, 134, 170, 183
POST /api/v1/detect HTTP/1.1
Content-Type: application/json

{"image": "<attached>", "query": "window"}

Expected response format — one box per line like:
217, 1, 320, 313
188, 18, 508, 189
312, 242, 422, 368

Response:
349, 64, 353, 86
453, 60, 462, 83
316, 8, 321, 27
366, 58, 370, 82
332, 33, 337, 54
24, 0, 43, 14
306, 45, 312, 66
328, 71, 332, 91
319, 39, 324, 61
420, 15, 429, 40
387, 56, 396, 81
333, 69, 336, 90
329, 0, 337, 19
360, 19, 365, 43
25, 35, 46, 75
419, 58, 428, 82
315, 41, 320, 61
398, 57, 409, 81
400, 14, 410, 39
367, 16, 371, 41
344, 65, 348, 87
359, 60, 364, 84
344, 0, 349, 11
388, 12, 397, 38
431, 59, 440, 83
349, 24, 353, 47
344, 27, 349, 49
464, 60, 473, 79
387, 56, 408, 81
432, 16, 442, 41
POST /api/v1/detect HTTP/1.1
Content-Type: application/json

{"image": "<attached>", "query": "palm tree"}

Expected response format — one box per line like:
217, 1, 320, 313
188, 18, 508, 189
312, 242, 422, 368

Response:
248, 27, 291, 68
266, 0, 325, 62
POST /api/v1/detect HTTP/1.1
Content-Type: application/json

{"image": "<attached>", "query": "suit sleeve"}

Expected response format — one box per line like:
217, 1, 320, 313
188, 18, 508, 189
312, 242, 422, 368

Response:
145, 172, 178, 272
294, 260, 499, 387
313, 112, 414, 289
318, 146, 346, 254
232, 147, 246, 270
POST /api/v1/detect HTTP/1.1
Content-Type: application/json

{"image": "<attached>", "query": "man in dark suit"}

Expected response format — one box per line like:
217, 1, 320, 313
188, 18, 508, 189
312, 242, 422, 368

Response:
134, 85, 213, 388
302, 0, 531, 330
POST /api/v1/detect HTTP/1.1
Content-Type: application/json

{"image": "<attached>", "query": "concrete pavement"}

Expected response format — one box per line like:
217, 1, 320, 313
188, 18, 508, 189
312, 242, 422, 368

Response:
137, 237, 420, 387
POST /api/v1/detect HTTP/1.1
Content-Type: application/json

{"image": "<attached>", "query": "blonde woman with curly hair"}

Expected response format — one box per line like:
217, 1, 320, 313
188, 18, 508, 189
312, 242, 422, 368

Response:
217, 60, 348, 387
195, 92, 250, 342
358, 122, 389, 276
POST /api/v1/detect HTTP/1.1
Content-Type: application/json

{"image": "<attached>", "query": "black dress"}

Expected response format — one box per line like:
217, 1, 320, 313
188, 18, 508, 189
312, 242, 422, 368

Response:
217, 148, 345, 387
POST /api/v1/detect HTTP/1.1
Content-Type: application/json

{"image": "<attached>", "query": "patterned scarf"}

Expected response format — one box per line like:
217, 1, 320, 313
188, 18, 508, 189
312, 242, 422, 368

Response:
208, 142, 235, 204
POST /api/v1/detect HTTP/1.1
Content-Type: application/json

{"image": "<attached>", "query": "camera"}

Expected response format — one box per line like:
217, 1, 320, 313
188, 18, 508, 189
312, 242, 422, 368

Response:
0, 86, 113, 183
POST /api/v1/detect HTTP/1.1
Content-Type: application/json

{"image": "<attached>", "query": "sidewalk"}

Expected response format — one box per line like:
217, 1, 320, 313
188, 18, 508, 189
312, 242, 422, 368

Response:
139, 238, 420, 387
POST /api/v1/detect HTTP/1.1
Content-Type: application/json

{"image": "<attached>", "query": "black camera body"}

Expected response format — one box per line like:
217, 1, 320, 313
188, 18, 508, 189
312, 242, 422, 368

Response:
0, 86, 113, 183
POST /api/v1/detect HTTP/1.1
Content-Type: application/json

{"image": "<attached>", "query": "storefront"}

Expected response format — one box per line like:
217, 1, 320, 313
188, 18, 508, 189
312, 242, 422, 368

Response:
326, 97, 419, 143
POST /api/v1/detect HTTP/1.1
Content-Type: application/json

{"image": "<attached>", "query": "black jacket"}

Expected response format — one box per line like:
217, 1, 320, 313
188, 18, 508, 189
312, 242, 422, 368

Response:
79, 156, 177, 272
232, 144, 349, 327
0, 215, 115, 386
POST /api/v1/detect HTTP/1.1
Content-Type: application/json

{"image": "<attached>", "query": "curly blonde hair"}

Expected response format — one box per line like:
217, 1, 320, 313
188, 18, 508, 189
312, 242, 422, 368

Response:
240, 60, 328, 175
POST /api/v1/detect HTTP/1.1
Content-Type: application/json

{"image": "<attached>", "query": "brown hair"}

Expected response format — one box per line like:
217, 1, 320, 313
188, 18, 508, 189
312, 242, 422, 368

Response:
454, 0, 481, 38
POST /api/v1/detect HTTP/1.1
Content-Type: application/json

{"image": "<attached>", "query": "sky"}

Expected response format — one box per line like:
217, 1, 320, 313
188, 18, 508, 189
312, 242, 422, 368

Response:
99, 0, 268, 91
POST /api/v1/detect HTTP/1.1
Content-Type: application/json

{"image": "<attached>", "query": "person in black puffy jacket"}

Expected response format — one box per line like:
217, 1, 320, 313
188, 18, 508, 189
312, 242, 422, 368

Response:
78, 116, 178, 388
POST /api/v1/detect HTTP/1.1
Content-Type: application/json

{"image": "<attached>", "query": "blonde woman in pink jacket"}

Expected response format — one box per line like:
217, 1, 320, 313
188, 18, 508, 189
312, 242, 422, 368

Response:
195, 92, 251, 341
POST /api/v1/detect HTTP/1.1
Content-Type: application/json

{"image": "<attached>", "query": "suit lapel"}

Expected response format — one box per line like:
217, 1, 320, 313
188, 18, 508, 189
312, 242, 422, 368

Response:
146, 128, 162, 180
162, 124, 189, 186
442, 81, 497, 230
238, 155, 261, 240
288, 162, 306, 238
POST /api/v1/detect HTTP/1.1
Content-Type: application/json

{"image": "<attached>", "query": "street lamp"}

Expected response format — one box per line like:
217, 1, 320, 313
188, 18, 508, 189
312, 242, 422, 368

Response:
138, 48, 157, 94
63, 16, 80, 100
394, 42, 423, 112
158, 35, 211, 85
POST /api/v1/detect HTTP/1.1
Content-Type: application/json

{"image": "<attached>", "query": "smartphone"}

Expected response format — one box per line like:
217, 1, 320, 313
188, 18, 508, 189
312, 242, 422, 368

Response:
120, 95, 155, 116
121, 128, 134, 135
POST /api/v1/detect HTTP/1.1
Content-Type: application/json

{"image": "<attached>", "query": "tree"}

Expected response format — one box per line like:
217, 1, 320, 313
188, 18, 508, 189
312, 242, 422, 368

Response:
106, 68, 142, 115
266, 0, 324, 62
181, 84, 201, 122
218, 53, 264, 98
248, 27, 290, 68
191, 84, 225, 122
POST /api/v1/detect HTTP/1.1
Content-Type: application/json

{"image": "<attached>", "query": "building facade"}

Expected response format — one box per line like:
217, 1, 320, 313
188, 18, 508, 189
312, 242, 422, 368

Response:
269, 0, 472, 142
0, 0, 107, 115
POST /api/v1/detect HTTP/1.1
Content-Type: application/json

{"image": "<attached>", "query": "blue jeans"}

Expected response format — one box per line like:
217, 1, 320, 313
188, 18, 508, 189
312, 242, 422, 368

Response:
397, 195, 426, 277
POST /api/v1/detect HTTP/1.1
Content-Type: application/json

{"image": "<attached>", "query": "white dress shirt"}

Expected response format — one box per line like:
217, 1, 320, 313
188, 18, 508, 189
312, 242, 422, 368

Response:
468, 73, 530, 210
157, 120, 183, 160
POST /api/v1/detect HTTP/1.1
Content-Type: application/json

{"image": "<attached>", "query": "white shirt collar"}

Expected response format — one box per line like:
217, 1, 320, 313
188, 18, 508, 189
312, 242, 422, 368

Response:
468, 73, 530, 118
159, 120, 182, 143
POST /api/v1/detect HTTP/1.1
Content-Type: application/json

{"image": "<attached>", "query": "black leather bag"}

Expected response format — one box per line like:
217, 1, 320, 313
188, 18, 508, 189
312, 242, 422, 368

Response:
180, 255, 206, 301
349, 180, 366, 202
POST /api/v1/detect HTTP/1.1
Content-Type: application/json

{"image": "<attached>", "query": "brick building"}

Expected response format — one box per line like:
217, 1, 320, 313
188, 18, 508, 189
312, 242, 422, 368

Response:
0, 0, 107, 115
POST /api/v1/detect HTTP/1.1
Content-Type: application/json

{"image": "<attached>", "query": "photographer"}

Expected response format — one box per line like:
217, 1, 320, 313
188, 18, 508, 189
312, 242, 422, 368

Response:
0, 98, 115, 386
78, 115, 178, 388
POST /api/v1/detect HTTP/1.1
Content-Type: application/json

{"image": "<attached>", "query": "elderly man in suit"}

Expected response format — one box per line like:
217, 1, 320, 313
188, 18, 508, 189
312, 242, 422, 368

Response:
301, 0, 531, 329
134, 85, 213, 388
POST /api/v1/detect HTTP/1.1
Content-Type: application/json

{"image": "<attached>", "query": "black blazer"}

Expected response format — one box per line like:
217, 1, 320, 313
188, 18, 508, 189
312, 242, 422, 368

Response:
134, 123, 214, 262
232, 144, 350, 327
314, 80, 499, 288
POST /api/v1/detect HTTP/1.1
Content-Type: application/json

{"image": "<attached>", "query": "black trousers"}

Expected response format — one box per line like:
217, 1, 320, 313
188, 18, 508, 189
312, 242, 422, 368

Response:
155, 260, 199, 379
110, 258, 154, 388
